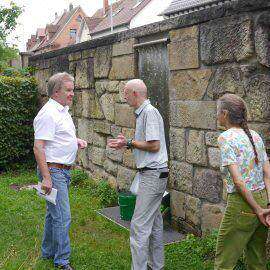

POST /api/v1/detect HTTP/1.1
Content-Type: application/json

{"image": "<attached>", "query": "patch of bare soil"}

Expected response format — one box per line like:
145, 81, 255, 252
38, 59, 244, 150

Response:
9, 183, 37, 191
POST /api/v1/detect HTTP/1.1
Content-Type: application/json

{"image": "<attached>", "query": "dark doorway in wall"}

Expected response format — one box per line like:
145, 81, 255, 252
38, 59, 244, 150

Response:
136, 36, 170, 151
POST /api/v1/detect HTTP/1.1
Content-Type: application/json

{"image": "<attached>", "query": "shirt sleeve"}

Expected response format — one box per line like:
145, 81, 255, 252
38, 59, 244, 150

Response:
145, 109, 160, 142
218, 135, 237, 166
34, 113, 56, 141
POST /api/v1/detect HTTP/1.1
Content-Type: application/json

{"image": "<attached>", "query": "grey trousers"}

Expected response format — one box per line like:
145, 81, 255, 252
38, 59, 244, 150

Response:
130, 169, 168, 270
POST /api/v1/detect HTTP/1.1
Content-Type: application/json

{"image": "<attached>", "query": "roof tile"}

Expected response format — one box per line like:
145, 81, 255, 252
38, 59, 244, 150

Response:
163, 0, 225, 16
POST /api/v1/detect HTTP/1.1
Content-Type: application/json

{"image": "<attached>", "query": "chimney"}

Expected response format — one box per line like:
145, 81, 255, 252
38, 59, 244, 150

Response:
69, 3, 73, 11
55, 12, 58, 19
103, 0, 109, 15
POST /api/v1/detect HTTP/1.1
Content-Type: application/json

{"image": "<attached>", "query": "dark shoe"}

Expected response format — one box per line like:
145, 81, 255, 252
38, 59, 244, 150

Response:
55, 264, 74, 270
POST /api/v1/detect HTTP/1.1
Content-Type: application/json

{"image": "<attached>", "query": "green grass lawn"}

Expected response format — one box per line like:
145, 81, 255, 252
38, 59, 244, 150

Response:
0, 170, 218, 270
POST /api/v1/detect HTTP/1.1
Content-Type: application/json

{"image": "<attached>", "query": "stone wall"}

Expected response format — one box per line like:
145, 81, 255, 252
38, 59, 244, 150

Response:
29, 0, 270, 235
169, 11, 270, 236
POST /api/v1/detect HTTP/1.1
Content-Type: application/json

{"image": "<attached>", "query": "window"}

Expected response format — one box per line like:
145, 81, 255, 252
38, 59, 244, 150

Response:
70, 29, 77, 38
76, 15, 82, 22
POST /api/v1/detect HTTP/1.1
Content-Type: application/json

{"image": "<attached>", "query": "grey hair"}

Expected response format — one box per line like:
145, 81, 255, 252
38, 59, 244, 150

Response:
126, 79, 147, 97
47, 72, 74, 97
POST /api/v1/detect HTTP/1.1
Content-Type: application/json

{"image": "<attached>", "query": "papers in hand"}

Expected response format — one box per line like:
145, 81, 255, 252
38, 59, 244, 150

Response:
34, 182, 57, 205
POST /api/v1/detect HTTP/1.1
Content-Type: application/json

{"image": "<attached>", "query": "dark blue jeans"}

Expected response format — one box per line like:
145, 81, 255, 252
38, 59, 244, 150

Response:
38, 167, 71, 266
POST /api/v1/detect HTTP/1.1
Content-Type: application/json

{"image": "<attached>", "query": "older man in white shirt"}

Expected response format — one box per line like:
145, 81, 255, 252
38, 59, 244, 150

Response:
108, 79, 168, 270
33, 72, 87, 270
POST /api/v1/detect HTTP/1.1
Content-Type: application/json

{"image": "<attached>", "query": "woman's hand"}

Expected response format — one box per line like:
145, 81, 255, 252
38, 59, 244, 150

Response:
255, 207, 270, 227
265, 214, 270, 227
265, 204, 270, 226
228, 164, 270, 226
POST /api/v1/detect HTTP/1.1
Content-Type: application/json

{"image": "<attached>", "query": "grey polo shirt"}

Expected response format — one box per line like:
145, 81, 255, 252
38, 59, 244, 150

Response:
133, 99, 168, 169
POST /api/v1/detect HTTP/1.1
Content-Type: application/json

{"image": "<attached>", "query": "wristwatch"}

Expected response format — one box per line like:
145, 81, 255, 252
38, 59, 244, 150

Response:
126, 138, 133, 149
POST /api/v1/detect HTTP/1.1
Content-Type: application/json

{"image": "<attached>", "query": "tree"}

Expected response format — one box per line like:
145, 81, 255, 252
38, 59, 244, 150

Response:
0, 2, 22, 69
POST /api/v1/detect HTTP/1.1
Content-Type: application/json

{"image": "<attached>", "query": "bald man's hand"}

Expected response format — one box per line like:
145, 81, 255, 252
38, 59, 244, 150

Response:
108, 133, 127, 150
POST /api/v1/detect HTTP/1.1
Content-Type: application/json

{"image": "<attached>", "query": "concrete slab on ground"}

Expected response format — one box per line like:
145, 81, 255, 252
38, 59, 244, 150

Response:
97, 206, 185, 245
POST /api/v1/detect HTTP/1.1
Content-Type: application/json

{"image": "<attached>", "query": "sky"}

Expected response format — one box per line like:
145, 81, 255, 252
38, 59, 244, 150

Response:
3, 0, 109, 52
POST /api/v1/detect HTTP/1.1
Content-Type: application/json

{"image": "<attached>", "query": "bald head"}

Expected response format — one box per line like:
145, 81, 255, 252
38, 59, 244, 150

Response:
125, 79, 147, 98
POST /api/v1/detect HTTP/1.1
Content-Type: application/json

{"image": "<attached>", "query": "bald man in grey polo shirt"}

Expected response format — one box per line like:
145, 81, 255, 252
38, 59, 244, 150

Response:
108, 79, 168, 270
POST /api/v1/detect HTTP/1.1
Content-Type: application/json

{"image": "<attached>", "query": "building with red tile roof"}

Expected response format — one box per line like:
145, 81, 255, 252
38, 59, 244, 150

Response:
77, 0, 172, 42
26, 4, 87, 54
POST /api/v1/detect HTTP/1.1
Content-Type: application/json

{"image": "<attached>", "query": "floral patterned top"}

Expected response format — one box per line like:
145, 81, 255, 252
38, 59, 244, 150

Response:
218, 128, 268, 193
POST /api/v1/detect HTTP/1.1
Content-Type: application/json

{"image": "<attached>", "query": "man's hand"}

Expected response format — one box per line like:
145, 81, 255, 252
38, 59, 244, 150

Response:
255, 207, 270, 227
41, 177, 52, 195
107, 133, 127, 150
77, 138, 87, 149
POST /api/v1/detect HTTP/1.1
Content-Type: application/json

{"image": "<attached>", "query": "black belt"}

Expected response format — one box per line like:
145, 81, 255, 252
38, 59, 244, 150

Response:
138, 167, 167, 172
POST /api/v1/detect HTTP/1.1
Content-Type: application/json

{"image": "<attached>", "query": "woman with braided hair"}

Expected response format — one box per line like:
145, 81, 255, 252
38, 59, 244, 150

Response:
214, 93, 270, 270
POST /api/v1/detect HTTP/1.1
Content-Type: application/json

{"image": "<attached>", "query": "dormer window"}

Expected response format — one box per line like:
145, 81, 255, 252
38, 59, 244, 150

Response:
70, 29, 77, 38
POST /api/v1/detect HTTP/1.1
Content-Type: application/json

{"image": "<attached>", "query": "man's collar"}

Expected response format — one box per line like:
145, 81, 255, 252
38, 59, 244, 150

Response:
49, 98, 69, 112
135, 99, 150, 117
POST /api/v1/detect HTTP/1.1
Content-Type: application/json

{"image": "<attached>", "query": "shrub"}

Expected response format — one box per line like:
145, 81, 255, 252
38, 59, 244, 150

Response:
70, 170, 117, 206
97, 180, 118, 207
71, 169, 89, 187
1, 66, 36, 77
0, 75, 38, 171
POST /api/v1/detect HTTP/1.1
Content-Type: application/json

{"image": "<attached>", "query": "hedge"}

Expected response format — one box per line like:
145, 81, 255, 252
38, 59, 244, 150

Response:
0, 76, 38, 170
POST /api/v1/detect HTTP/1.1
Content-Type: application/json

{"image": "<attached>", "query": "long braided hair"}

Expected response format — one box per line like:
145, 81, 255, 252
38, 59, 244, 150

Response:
218, 94, 259, 165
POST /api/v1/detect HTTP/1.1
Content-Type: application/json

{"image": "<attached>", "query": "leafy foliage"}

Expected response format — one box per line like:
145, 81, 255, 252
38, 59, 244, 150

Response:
97, 179, 118, 207
97, 180, 118, 206
0, 44, 18, 69
0, 2, 22, 40
0, 76, 38, 170
71, 169, 118, 207
1, 66, 37, 77
0, 2, 23, 68
71, 169, 90, 187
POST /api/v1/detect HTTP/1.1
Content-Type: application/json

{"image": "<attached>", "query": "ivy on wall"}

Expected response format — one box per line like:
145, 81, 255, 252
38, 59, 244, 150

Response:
0, 76, 38, 170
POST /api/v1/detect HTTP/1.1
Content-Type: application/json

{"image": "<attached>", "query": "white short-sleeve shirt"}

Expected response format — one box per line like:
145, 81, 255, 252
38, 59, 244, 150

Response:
33, 98, 78, 165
